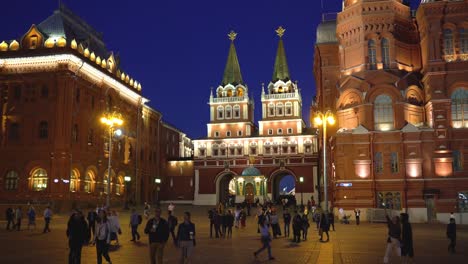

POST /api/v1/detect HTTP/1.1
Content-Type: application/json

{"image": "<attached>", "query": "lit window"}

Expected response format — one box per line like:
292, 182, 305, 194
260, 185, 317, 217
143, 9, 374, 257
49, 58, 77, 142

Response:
217, 106, 224, 119
368, 39, 377, 70
451, 88, 468, 128
391, 152, 399, 174
377, 192, 401, 210
70, 169, 79, 192
39, 121, 48, 139
375, 152, 383, 174
381, 38, 390, 69
374, 94, 394, 131
84, 171, 95, 193
233, 105, 240, 118
31, 168, 48, 191
285, 102, 292, 116
5, 171, 19, 190
443, 29, 455, 56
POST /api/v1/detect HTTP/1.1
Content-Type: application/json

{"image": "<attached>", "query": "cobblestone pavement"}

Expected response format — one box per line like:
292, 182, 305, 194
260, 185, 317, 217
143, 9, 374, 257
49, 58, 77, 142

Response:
0, 205, 466, 263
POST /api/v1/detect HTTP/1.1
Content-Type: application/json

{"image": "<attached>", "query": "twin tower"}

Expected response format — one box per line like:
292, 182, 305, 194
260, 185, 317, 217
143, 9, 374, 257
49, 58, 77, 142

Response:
207, 27, 305, 140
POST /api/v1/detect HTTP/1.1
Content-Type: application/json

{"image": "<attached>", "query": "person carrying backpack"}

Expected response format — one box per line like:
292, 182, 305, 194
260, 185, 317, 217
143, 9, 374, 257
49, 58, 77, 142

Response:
168, 210, 178, 245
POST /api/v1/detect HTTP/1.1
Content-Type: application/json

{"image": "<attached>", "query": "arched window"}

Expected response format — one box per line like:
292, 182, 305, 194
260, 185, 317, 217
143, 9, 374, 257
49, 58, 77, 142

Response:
39, 121, 48, 139
237, 88, 244, 97
374, 94, 394, 131
106, 95, 113, 112
233, 105, 240, 119
381, 38, 390, 69
443, 29, 455, 60
84, 170, 95, 193
225, 105, 232, 119
70, 169, 79, 192
276, 103, 284, 116
227, 89, 233, 97
116, 176, 124, 195
103, 172, 113, 194
451, 88, 468, 128
268, 103, 275, 117
460, 29, 468, 58
5, 170, 19, 190
31, 168, 48, 191
368, 39, 377, 70
285, 102, 293, 116
217, 106, 224, 119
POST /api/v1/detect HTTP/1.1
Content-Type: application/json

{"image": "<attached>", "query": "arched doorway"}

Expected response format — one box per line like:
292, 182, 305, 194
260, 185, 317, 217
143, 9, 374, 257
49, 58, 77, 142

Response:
271, 171, 296, 205
217, 173, 236, 206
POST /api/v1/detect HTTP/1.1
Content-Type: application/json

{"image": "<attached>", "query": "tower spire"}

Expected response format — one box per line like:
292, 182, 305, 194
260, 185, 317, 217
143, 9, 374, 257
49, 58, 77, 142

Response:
221, 31, 243, 86
272, 26, 290, 83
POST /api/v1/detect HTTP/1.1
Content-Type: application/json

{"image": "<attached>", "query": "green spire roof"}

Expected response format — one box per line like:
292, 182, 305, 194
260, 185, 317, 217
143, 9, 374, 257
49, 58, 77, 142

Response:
272, 26, 290, 83
221, 31, 243, 86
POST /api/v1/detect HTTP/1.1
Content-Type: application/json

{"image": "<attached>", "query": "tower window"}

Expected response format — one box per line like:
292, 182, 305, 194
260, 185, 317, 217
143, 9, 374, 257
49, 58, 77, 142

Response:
277, 128, 283, 135
368, 40, 376, 70
374, 94, 394, 131
268, 103, 275, 117
237, 130, 243, 136
276, 103, 284, 116
217, 106, 224, 119
287, 128, 293, 134
39, 121, 48, 139
443, 29, 455, 57
381, 38, 390, 69
226, 131, 231, 137
214, 131, 220, 137
451, 88, 468, 128
285, 102, 292, 115
233, 105, 240, 118
268, 129, 273, 135
225, 106, 232, 119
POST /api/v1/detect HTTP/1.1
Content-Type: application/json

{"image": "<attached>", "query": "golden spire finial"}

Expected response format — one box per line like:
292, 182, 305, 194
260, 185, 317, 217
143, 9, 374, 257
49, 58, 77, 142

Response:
228, 30, 237, 42
276, 26, 286, 38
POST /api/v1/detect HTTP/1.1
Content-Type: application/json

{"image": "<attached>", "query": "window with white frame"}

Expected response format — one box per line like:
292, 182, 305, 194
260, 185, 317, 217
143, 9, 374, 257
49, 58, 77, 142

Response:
225, 105, 232, 119
84, 170, 95, 193
268, 129, 273, 135
214, 131, 220, 137
443, 29, 455, 59
276, 103, 284, 116
233, 105, 240, 119
451, 88, 468, 128
5, 170, 19, 190
217, 106, 224, 119
212, 144, 219, 156
70, 169, 79, 192
277, 128, 283, 135
368, 39, 377, 70
237, 130, 242, 136
285, 102, 292, 116
287, 128, 293, 134
236, 147, 243, 155
226, 131, 231, 137
31, 168, 48, 191
381, 38, 390, 69
374, 94, 394, 131
268, 103, 275, 117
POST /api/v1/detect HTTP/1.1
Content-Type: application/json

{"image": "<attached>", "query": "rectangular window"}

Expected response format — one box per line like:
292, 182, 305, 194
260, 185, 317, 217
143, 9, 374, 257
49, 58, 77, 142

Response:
377, 191, 401, 210
453, 150, 463, 171
199, 149, 205, 156
375, 152, 383, 174
390, 152, 399, 174
282, 146, 288, 154
8, 123, 19, 141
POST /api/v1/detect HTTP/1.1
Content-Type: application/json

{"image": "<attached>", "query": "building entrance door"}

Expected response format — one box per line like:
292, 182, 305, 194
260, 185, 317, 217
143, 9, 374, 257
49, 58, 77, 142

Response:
245, 183, 254, 204
425, 196, 436, 222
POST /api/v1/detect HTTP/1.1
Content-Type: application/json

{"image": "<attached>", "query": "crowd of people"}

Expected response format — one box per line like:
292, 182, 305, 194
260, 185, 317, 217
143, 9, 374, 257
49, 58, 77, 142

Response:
5, 205, 53, 233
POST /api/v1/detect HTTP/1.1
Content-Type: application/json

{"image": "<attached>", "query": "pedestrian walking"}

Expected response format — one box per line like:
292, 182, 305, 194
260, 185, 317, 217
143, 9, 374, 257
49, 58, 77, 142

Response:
5, 207, 14, 230
94, 210, 112, 264
87, 209, 98, 242
144, 208, 170, 264
319, 212, 330, 242
447, 218, 456, 254
328, 211, 335, 231
234, 206, 241, 228
129, 208, 141, 242
302, 213, 309, 241
383, 208, 401, 264
108, 210, 121, 245
226, 210, 234, 238
400, 213, 414, 263
168, 210, 178, 244
292, 211, 302, 243
144, 202, 151, 219
256, 206, 264, 233
354, 209, 361, 225
270, 211, 280, 238
176, 211, 196, 264
14, 206, 22, 231
240, 208, 247, 228
43, 206, 52, 233
27, 206, 36, 231
67, 211, 88, 264
208, 208, 215, 238
283, 208, 291, 237
253, 218, 275, 261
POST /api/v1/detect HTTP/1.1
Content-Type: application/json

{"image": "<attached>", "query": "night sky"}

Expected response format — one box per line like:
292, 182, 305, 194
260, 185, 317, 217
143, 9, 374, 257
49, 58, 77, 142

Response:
0, 0, 419, 139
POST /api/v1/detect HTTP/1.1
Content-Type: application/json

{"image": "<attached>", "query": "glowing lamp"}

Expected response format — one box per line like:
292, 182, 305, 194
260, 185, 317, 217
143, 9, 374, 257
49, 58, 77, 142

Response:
299, 177, 304, 183
124, 176, 131, 182
327, 115, 336, 125
314, 116, 323, 126
155, 178, 161, 184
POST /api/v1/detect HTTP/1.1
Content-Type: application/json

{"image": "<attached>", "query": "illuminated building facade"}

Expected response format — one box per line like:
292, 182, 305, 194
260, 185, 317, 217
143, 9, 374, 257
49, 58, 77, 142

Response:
313, 0, 468, 222
0, 5, 188, 208
193, 29, 319, 206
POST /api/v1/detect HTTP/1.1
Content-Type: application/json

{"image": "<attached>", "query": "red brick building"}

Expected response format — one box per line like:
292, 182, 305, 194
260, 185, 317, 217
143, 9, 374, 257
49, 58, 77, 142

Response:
0, 5, 187, 209
313, 0, 468, 223
193, 29, 319, 206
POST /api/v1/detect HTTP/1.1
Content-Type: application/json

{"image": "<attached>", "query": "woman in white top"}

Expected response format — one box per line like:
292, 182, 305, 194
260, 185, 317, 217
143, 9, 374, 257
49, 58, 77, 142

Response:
94, 210, 112, 264
107, 211, 121, 245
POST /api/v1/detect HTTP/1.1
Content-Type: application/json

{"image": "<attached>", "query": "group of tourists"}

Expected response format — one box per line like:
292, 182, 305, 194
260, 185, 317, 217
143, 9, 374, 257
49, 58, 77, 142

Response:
208, 206, 241, 238
5, 205, 53, 233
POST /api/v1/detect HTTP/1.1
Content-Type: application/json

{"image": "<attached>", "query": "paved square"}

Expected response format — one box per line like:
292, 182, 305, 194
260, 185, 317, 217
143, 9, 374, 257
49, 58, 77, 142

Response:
0, 205, 466, 263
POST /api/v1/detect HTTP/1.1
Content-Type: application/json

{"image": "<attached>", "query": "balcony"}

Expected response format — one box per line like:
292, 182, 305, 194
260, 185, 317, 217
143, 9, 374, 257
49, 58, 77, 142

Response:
211, 96, 248, 103
262, 92, 299, 100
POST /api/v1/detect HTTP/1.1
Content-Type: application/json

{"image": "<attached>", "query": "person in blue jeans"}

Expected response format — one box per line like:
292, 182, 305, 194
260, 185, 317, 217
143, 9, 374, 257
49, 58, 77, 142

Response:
129, 208, 141, 242
254, 218, 275, 261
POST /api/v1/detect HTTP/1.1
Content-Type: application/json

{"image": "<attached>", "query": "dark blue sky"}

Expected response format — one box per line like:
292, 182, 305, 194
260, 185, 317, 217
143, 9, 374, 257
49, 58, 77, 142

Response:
0, 1, 418, 139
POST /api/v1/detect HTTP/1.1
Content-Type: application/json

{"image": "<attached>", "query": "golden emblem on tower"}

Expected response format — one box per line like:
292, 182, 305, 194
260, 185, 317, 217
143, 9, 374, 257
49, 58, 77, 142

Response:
228, 30, 237, 41
276, 26, 286, 38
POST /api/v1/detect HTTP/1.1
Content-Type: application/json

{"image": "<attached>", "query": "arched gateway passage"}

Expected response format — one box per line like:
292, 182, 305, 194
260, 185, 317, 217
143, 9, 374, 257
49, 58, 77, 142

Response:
216, 172, 236, 206
271, 170, 296, 205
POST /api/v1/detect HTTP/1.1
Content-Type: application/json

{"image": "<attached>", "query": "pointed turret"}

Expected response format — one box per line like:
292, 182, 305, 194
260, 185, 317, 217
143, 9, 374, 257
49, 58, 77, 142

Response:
221, 31, 243, 86
272, 26, 290, 83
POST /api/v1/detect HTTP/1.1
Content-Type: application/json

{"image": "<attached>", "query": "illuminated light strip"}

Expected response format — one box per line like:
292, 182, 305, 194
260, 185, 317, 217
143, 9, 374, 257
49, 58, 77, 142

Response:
0, 54, 147, 105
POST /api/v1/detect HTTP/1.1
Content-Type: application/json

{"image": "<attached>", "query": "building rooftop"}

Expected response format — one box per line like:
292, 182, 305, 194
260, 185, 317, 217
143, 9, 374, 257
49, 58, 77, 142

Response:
316, 20, 337, 44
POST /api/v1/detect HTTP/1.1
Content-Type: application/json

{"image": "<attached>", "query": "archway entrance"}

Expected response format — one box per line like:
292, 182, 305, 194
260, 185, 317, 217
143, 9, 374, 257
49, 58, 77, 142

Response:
272, 172, 296, 205
218, 173, 236, 206
245, 183, 254, 204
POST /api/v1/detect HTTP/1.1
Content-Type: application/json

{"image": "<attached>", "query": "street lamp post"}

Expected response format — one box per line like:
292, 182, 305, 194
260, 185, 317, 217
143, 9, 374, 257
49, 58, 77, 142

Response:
100, 113, 123, 208
313, 110, 335, 213
124, 176, 131, 210
299, 176, 304, 206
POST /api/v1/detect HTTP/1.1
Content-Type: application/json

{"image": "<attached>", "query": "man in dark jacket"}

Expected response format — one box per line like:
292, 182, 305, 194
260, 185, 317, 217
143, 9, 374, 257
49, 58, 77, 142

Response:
319, 213, 330, 242
292, 212, 302, 243
87, 210, 98, 242
400, 213, 414, 262
208, 208, 215, 238
328, 211, 335, 231
144, 208, 170, 264
5, 207, 14, 230
447, 218, 456, 254
67, 211, 88, 264
167, 210, 178, 244
283, 209, 291, 237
